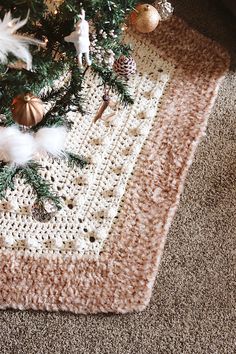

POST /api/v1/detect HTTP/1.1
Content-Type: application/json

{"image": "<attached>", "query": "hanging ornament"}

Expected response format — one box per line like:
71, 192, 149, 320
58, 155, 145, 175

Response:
130, 4, 161, 33
113, 55, 136, 78
11, 93, 44, 127
156, 1, 174, 21
32, 200, 56, 223
94, 87, 117, 123
64, 9, 91, 69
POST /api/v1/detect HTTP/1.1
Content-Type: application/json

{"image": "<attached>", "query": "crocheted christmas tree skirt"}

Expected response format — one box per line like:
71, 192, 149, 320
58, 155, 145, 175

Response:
0, 17, 229, 314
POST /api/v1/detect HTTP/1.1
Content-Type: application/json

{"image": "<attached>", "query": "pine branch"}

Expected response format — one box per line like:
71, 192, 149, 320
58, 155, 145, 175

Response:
0, 163, 19, 199
65, 152, 88, 169
92, 64, 134, 105
19, 162, 62, 210
0, 157, 86, 209
32, 64, 85, 131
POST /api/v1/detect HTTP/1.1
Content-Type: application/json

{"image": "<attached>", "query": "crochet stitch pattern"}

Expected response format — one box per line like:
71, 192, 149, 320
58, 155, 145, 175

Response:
0, 32, 173, 256
0, 16, 229, 314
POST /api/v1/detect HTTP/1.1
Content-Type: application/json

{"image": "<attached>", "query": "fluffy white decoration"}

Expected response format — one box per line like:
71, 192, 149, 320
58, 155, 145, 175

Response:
0, 126, 67, 165
0, 12, 44, 70
0, 126, 36, 165
35, 127, 67, 157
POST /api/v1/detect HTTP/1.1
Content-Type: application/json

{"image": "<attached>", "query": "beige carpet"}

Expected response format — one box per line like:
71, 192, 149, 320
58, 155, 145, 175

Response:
0, 0, 235, 352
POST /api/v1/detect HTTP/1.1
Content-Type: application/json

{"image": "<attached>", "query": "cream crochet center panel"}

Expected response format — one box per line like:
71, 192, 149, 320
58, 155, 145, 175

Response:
0, 32, 174, 257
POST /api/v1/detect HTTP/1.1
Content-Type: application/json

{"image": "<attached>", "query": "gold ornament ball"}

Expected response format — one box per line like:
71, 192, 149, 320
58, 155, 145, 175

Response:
130, 4, 161, 33
11, 93, 44, 127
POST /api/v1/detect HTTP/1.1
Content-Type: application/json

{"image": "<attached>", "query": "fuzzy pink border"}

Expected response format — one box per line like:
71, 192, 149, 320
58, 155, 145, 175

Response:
0, 17, 230, 314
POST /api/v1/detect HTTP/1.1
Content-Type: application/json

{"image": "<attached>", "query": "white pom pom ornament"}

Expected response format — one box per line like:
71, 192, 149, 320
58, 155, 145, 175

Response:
35, 126, 67, 157
0, 126, 36, 165
0, 126, 67, 165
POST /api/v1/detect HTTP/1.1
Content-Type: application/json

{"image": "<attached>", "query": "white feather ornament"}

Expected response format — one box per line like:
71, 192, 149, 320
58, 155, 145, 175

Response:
0, 126, 36, 165
35, 127, 67, 157
0, 12, 45, 70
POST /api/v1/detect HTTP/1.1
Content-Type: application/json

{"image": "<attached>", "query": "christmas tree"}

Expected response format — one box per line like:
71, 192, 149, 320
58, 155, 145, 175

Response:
0, 0, 139, 214
0, 1, 137, 118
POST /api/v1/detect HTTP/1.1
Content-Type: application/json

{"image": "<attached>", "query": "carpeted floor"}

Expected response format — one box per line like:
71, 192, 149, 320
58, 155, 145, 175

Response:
0, 1, 235, 353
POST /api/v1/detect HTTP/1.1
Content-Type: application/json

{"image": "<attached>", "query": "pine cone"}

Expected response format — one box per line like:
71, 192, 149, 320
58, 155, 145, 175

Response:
113, 55, 136, 78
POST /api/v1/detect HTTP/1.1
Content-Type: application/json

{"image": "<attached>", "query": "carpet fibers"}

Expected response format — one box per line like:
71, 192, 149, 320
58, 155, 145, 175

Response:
0, 0, 235, 352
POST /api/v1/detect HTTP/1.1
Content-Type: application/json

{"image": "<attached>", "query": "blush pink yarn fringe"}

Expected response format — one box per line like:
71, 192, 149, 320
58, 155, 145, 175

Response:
0, 16, 230, 314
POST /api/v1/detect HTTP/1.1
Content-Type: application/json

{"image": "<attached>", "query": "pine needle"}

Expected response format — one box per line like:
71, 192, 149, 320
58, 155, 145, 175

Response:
65, 152, 88, 169
0, 163, 19, 199
19, 162, 62, 210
